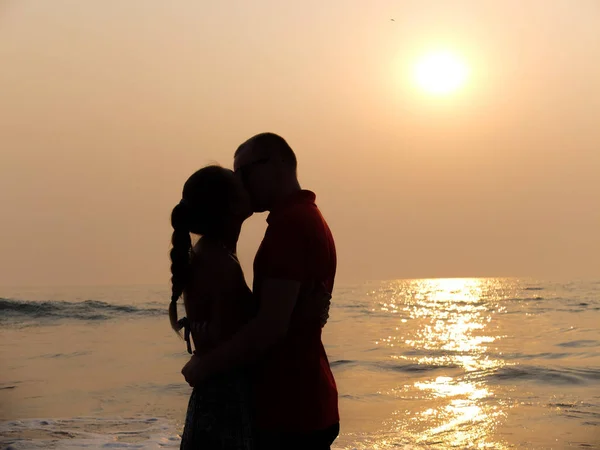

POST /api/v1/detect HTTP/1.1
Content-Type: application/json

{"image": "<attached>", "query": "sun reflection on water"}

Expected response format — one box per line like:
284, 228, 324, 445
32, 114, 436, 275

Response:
370, 278, 510, 449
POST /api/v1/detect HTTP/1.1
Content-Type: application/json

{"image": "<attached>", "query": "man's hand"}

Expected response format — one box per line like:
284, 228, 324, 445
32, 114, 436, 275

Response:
181, 354, 204, 387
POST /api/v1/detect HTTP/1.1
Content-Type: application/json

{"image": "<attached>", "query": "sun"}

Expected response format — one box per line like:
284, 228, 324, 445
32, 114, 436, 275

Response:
413, 51, 469, 95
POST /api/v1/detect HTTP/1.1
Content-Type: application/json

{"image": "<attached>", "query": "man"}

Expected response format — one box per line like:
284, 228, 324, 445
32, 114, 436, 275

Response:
182, 132, 339, 449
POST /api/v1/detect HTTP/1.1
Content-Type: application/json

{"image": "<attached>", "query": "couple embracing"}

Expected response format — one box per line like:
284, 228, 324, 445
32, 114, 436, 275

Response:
168, 133, 340, 450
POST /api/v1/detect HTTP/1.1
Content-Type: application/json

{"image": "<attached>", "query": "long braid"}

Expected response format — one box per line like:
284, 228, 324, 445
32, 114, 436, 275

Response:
169, 202, 192, 334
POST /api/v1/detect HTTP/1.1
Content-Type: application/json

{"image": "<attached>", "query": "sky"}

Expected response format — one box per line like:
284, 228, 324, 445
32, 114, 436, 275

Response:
1, 0, 599, 287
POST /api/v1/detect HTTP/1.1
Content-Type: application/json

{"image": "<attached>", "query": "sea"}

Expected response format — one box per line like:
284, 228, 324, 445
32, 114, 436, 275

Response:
1, 278, 599, 449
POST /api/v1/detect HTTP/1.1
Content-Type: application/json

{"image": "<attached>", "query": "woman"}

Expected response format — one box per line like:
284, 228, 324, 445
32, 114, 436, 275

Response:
169, 165, 256, 450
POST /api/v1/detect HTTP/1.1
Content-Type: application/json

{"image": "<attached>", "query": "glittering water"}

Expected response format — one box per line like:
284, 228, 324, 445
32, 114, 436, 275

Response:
1, 279, 599, 449
329, 278, 600, 449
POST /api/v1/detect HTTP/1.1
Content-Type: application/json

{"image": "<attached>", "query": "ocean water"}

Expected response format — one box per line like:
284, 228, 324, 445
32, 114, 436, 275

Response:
1, 278, 599, 449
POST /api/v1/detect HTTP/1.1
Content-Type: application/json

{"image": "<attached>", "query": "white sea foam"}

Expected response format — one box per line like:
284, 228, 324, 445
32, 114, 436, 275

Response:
0, 417, 180, 449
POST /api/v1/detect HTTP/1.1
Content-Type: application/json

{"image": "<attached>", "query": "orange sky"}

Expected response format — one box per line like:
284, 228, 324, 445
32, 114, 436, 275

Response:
1, 0, 599, 286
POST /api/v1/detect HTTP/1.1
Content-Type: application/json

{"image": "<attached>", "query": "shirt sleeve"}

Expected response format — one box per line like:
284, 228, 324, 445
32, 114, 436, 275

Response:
261, 216, 308, 282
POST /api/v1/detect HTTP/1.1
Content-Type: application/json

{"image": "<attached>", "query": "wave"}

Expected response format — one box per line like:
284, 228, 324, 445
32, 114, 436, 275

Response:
378, 361, 460, 373
0, 298, 165, 324
557, 340, 600, 348
330, 359, 357, 368
484, 365, 600, 385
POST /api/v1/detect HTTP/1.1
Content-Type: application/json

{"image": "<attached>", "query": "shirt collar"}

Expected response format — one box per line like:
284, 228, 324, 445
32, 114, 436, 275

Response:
267, 190, 316, 224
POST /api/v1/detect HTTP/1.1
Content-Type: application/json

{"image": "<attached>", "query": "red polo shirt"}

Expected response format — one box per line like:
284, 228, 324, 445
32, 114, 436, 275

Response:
252, 190, 339, 432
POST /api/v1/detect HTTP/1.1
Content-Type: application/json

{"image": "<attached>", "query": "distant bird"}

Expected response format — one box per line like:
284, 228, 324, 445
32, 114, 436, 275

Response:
390, 18, 395, 21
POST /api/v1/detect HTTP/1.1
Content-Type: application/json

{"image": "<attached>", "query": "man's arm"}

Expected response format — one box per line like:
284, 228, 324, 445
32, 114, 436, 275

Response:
182, 211, 310, 385
182, 277, 301, 385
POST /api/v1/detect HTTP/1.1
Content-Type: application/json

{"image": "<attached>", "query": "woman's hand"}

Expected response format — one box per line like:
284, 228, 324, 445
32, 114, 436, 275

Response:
181, 354, 205, 387
294, 281, 332, 328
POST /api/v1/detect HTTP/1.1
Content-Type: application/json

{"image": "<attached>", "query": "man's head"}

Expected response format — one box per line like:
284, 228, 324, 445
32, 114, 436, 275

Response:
233, 132, 299, 212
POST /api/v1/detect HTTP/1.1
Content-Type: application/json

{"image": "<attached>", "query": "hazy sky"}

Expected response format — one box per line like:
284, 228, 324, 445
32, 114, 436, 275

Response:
1, 0, 599, 286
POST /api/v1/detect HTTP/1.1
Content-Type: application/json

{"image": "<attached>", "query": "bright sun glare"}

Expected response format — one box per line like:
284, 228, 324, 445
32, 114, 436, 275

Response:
414, 51, 469, 95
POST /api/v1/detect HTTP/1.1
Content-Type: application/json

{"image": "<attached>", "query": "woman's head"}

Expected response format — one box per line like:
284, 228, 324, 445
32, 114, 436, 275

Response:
175, 165, 252, 236
168, 165, 251, 332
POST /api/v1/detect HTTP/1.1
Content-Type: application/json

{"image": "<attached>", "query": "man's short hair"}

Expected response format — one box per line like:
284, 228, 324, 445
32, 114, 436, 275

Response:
236, 132, 297, 170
